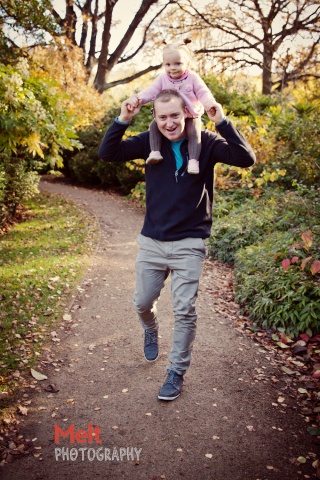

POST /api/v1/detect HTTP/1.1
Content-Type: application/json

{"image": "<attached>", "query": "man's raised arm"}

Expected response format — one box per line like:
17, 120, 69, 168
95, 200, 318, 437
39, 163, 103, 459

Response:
98, 99, 145, 163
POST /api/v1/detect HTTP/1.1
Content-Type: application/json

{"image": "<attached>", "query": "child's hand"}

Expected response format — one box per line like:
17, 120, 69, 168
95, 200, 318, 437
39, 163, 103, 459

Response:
119, 97, 142, 123
206, 105, 217, 117
126, 95, 140, 112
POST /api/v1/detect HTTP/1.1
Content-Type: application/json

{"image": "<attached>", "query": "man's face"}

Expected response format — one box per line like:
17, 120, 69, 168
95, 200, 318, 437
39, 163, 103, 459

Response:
153, 97, 187, 142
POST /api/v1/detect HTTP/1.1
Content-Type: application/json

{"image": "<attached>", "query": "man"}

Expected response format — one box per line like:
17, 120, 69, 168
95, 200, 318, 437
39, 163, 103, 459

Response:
99, 89, 255, 401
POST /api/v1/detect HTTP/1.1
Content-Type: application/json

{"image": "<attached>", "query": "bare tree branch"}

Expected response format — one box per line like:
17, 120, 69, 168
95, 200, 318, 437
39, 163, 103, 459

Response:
103, 63, 162, 89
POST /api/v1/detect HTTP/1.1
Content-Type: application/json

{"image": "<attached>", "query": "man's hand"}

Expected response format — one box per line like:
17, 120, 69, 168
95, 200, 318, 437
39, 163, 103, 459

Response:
118, 98, 142, 123
206, 102, 225, 123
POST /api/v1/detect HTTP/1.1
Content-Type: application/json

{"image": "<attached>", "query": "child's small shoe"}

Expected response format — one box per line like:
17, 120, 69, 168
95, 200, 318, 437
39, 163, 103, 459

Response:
187, 159, 199, 174
146, 151, 163, 165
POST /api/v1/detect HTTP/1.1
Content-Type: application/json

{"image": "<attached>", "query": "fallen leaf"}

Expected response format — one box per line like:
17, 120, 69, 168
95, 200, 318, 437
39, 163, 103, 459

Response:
276, 342, 290, 349
281, 366, 295, 375
50, 276, 60, 282
298, 388, 308, 394
177, 448, 183, 452
205, 453, 213, 459
292, 345, 308, 356
299, 333, 310, 343
122, 388, 128, 393
31, 369, 48, 381
18, 405, 28, 416
297, 456, 307, 464
277, 396, 285, 403
44, 384, 59, 393
212, 435, 220, 440
246, 425, 255, 432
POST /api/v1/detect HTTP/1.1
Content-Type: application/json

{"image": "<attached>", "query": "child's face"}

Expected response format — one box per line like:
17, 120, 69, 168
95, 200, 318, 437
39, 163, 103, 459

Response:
163, 50, 189, 80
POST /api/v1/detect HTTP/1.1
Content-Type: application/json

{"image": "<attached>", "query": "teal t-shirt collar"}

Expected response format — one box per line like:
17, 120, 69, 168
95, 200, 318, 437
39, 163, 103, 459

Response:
171, 139, 185, 171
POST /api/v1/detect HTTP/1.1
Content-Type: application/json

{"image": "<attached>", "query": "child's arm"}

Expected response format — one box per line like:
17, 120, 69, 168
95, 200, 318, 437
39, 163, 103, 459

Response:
191, 72, 217, 112
135, 74, 165, 104
124, 74, 164, 112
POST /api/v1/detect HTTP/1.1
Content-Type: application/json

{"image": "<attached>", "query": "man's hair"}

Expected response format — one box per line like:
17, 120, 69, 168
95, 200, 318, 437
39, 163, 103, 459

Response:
153, 89, 186, 112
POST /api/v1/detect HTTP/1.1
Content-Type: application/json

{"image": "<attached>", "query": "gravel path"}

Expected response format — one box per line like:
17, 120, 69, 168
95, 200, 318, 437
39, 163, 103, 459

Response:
0, 179, 317, 480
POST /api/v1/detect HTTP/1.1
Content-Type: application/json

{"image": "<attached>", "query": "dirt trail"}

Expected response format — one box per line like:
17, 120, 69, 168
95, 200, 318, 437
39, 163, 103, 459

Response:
0, 180, 317, 480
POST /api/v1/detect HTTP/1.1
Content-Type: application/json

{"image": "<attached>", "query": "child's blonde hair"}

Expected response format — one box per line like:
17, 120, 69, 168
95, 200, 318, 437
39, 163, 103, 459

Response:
162, 43, 192, 62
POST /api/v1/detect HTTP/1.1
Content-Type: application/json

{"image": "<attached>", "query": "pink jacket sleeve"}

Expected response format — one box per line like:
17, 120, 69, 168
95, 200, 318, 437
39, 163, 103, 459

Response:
189, 71, 215, 108
136, 75, 166, 105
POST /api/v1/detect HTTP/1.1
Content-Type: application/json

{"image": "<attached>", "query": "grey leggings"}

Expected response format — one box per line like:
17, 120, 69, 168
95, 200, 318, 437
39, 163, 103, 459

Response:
133, 234, 206, 375
149, 117, 202, 161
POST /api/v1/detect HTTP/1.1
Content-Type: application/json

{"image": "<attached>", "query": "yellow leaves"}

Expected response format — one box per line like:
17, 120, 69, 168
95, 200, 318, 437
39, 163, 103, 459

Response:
19, 132, 47, 158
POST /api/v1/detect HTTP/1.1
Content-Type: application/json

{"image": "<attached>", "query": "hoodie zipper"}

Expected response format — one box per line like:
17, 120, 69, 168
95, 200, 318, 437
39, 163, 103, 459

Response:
175, 154, 188, 183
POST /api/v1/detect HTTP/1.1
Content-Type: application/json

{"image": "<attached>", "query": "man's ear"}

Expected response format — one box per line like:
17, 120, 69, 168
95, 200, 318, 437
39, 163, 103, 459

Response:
184, 107, 189, 118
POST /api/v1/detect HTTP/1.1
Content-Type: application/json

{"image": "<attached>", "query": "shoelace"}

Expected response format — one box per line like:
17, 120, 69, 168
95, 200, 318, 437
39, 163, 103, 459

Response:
165, 371, 179, 386
145, 331, 157, 346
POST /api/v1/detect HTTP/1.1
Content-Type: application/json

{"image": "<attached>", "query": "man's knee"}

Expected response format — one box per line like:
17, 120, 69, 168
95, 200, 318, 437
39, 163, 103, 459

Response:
133, 294, 154, 315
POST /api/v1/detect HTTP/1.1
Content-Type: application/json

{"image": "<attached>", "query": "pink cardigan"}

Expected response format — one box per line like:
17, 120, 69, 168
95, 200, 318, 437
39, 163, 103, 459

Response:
137, 70, 215, 117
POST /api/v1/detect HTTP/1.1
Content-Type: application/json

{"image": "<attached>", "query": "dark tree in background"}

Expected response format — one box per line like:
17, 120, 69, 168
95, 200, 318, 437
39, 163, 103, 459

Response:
171, 0, 320, 94
51, 0, 175, 93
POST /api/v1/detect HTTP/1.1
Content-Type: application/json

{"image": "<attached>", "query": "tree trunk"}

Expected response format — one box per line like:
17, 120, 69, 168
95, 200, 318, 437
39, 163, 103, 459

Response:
85, 0, 100, 75
94, 1, 113, 93
79, 0, 92, 50
262, 44, 273, 95
94, 0, 160, 93
64, 0, 77, 44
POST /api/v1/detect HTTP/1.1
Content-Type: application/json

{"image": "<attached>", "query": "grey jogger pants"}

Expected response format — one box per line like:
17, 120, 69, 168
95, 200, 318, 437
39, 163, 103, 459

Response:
133, 234, 206, 375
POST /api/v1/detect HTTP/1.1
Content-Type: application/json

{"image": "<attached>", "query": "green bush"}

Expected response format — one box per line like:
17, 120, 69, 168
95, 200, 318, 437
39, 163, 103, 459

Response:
0, 60, 81, 223
234, 229, 320, 335
0, 154, 39, 222
64, 124, 145, 194
208, 188, 317, 264
129, 181, 146, 205
274, 111, 320, 187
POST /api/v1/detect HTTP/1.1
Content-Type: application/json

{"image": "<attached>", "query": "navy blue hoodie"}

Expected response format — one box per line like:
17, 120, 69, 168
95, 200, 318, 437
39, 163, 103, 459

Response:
98, 119, 255, 241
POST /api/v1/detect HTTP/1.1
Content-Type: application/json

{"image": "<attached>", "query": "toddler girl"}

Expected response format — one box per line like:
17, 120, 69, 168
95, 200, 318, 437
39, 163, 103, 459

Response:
126, 43, 217, 174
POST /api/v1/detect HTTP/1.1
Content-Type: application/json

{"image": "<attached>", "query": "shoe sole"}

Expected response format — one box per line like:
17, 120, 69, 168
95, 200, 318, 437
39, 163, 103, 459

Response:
144, 353, 159, 363
146, 158, 163, 165
158, 392, 181, 401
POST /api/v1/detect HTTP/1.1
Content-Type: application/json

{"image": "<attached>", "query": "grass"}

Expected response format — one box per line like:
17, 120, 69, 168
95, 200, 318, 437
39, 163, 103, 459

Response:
0, 191, 98, 391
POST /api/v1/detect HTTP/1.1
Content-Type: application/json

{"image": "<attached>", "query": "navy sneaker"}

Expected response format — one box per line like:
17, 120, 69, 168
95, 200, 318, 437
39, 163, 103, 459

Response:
158, 370, 184, 401
144, 330, 158, 362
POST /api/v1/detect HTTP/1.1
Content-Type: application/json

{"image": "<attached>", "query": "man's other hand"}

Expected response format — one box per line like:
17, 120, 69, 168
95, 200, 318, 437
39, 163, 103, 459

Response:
206, 102, 225, 124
